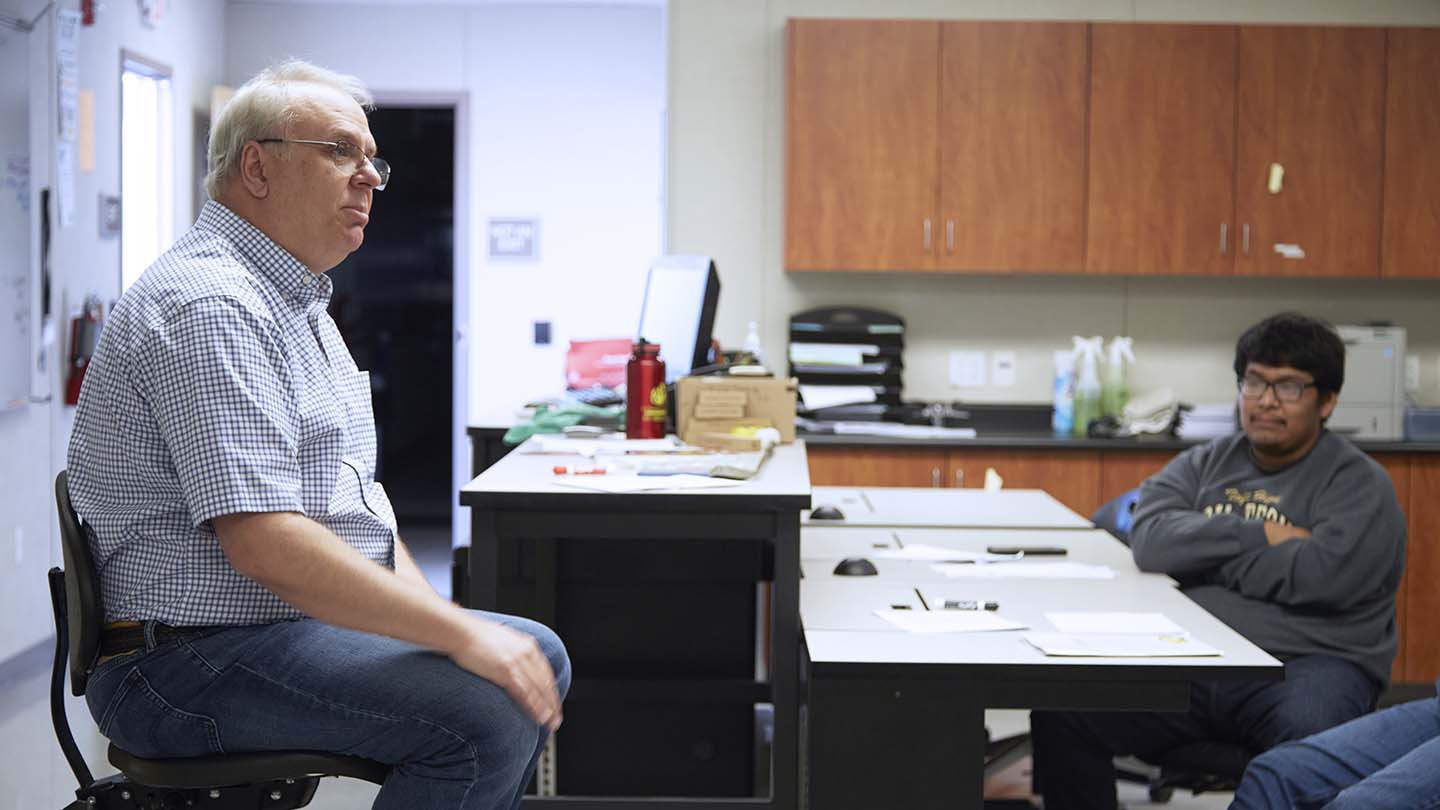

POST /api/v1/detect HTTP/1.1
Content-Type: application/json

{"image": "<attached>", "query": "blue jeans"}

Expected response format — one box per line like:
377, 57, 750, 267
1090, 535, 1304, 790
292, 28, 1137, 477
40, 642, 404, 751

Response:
1231, 683, 1440, 810
1031, 654, 1379, 810
85, 612, 571, 810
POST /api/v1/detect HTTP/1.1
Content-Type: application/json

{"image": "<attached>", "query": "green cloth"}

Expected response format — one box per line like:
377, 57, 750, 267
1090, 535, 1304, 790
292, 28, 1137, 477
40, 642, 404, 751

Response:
502, 403, 623, 445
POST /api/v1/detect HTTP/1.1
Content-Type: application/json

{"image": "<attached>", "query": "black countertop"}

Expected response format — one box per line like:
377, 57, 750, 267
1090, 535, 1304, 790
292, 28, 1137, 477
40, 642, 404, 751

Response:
798, 431, 1440, 454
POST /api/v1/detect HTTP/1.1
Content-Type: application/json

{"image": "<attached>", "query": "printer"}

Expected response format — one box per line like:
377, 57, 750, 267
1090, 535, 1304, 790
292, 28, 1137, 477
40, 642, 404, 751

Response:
1330, 325, 1406, 440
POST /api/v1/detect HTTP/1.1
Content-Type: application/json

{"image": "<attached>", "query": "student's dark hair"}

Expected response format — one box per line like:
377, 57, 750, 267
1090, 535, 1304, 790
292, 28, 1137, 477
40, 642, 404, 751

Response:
1233, 312, 1345, 395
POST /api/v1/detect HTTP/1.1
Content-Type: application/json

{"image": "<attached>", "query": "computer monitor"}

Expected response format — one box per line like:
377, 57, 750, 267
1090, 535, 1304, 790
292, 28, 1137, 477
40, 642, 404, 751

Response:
636, 255, 720, 385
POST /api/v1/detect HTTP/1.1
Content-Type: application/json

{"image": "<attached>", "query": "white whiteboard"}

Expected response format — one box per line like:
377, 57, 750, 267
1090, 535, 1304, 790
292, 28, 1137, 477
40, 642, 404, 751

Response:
0, 31, 31, 412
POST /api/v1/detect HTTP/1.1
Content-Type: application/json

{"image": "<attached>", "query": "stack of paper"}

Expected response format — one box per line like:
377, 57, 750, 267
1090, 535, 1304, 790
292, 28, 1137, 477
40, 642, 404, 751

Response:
1178, 403, 1238, 440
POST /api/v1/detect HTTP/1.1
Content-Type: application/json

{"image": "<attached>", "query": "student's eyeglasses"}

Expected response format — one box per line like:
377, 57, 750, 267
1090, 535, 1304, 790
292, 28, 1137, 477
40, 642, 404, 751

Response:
257, 138, 390, 190
1238, 375, 1314, 403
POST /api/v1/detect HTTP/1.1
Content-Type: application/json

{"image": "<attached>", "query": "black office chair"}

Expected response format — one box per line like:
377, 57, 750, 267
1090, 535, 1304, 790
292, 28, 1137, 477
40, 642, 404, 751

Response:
49, 471, 390, 809
1091, 488, 1254, 803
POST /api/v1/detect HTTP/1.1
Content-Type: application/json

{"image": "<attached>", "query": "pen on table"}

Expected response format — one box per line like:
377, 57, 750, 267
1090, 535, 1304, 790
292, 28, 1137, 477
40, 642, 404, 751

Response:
553, 465, 608, 475
943, 600, 1000, 611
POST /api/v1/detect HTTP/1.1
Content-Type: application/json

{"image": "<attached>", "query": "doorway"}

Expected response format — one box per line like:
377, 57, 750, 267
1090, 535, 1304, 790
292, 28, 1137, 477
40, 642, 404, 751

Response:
328, 103, 457, 595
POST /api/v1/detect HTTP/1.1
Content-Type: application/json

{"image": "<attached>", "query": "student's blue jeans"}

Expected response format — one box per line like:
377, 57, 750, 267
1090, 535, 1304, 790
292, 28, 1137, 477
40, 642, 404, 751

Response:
84, 612, 571, 810
1231, 683, 1440, 810
1030, 654, 1378, 810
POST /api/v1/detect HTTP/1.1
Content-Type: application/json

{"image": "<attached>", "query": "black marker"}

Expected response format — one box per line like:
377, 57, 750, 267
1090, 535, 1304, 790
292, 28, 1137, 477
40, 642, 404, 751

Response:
943, 600, 999, 611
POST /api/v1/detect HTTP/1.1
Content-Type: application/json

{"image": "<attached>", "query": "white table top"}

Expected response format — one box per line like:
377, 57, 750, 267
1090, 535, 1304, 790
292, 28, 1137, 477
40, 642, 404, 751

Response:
802, 577, 1279, 673
460, 438, 813, 508
801, 526, 1151, 577
807, 486, 1092, 529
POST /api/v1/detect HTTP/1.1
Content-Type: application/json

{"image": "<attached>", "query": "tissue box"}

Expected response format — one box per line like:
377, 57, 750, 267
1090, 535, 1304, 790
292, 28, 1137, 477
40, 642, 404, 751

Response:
676, 376, 798, 445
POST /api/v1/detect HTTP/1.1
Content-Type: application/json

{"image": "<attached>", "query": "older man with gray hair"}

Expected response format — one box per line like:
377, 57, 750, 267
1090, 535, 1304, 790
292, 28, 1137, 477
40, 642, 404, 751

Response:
67, 59, 568, 809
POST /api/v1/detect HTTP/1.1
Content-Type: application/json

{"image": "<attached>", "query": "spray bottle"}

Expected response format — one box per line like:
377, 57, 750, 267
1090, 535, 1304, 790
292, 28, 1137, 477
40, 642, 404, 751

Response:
1072, 336, 1104, 437
1102, 337, 1135, 419
1051, 348, 1076, 436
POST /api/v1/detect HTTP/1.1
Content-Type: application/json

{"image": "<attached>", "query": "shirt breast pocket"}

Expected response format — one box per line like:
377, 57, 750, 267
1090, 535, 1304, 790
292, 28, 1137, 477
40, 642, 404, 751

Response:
337, 369, 378, 476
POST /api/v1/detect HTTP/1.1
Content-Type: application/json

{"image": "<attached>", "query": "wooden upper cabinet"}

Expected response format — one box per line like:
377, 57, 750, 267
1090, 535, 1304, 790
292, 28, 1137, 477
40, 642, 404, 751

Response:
786, 20, 940, 271
1235, 26, 1385, 277
938, 22, 1088, 272
1087, 24, 1237, 276
1382, 28, 1440, 278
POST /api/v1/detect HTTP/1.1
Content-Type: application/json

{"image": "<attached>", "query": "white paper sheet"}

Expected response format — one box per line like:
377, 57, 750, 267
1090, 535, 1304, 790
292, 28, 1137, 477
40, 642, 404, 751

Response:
523, 436, 683, 456
1023, 632, 1220, 657
931, 562, 1116, 580
551, 474, 744, 493
831, 423, 978, 439
790, 343, 879, 365
1045, 612, 1185, 635
799, 385, 878, 411
874, 609, 1028, 635
871, 544, 1022, 563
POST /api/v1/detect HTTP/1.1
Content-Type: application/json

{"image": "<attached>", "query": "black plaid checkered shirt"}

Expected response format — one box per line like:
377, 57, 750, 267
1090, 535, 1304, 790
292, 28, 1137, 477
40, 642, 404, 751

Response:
68, 201, 398, 625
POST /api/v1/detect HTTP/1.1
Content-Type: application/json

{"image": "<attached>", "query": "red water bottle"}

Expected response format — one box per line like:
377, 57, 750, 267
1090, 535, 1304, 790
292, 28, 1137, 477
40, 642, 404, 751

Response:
626, 340, 667, 439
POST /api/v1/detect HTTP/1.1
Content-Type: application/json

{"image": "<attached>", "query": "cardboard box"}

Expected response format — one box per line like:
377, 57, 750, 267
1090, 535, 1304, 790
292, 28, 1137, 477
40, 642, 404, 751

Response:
676, 375, 798, 445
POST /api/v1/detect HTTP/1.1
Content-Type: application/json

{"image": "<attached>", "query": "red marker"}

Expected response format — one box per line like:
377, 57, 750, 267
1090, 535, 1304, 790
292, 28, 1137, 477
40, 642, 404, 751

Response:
553, 465, 607, 475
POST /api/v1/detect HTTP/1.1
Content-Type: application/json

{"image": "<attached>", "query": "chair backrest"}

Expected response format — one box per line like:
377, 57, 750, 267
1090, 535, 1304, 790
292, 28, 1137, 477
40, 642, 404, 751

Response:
55, 471, 105, 697
1091, 487, 1142, 546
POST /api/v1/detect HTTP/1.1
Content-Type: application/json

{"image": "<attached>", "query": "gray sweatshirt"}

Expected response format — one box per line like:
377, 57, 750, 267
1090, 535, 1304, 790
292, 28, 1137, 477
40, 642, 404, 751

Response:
1130, 431, 1405, 686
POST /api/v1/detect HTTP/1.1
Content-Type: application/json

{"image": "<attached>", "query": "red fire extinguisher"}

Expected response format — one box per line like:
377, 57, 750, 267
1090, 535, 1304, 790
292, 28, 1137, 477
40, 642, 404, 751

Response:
65, 295, 104, 406
625, 340, 666, 439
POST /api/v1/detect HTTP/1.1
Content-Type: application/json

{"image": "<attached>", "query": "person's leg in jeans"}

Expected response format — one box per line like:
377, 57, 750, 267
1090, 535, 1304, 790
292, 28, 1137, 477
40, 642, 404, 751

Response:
1030, 684, 1220, 810
85, 610, 571, 810
1229, 694, 1440, 810
1217, 654, 1379, 753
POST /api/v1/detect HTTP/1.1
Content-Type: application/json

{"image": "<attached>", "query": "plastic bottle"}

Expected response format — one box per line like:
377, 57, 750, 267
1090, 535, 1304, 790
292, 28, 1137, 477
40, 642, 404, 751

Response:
1051, 349, 1076, 436
1102, 336, 1135, 419
1072, 336, 1104, 437
742, 321, 765, 367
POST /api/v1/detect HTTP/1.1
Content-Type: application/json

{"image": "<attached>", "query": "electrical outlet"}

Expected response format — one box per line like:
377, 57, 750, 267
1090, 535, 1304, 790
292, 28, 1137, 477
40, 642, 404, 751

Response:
949, 351, 986, 387
1406, 355, 1421, 393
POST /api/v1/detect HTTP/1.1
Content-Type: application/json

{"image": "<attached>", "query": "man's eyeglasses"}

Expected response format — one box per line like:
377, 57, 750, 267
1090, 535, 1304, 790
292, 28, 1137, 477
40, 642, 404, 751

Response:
1238, 375, 1314, 403
257, 138, 390, 190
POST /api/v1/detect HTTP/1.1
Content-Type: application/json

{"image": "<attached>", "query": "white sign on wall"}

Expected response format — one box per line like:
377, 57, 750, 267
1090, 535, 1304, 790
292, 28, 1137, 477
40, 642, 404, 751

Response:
487, 217, 539, 261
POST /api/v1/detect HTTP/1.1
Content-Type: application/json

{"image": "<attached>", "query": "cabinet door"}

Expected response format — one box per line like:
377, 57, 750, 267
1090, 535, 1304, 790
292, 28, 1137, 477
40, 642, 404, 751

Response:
1382, 28, 1440, 278
1088, 24, 1237, 276
1099, 450, 1179, 505
1373, 455, 1411, 684
786, 20, 940, 271
1235, 26, 1385, 277
1404, 456, 1440, 683
938, 22, 1087, 272
948, 449, 1101, 518
806, 446, 947, 488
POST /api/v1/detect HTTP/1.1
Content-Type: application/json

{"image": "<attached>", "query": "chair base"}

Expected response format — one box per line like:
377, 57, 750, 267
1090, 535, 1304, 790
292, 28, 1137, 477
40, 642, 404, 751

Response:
110, 743, 390, 788
68, 772, 322, 809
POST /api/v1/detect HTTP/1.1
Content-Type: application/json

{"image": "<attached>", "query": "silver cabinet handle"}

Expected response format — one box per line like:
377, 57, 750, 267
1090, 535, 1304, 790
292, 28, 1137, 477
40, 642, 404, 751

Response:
946, 219, 955, 253
953, 469, 964, 488
931, 467, 942, 488
1242, 224, 1250, 256
923, 219, 933, 251
1220, 223, 1228, 255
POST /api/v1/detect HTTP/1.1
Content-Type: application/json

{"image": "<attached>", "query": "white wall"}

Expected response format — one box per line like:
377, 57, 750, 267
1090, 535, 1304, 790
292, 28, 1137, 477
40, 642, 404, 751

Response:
225, 1, 666, 421
0, 0, 226, 665
668, 0, 1440, 408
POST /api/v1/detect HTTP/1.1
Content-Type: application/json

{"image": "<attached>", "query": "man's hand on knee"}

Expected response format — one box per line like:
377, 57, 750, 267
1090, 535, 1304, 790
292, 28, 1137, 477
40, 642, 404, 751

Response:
449, 618, 564, 732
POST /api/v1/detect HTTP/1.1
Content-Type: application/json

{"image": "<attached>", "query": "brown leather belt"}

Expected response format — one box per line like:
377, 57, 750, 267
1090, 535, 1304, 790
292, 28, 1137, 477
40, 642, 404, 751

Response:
99, 622, 230, 658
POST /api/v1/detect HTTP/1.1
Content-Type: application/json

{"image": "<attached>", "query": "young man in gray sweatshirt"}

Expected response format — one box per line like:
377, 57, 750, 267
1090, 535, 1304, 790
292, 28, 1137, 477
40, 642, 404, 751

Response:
1031, 312, 1406, 810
